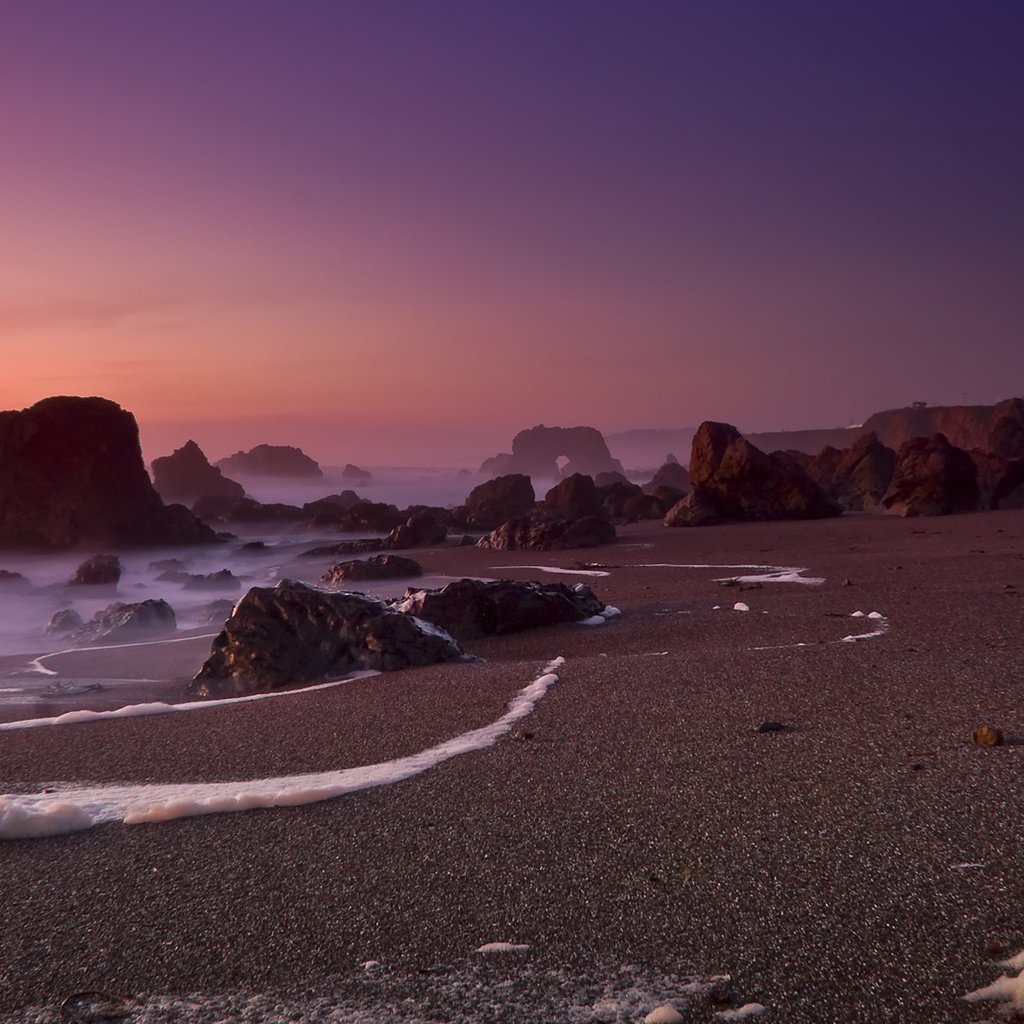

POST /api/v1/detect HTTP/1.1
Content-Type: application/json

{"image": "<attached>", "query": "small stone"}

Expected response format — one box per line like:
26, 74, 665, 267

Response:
984, 937, 1009, 959
971, 726, 1005, 747
645, 1003, 686, 1024
842, 578, 852, 587
755, 721, 787, 734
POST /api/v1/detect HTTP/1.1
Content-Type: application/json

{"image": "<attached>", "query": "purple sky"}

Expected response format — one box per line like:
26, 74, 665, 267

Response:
2, 1, 1022, 465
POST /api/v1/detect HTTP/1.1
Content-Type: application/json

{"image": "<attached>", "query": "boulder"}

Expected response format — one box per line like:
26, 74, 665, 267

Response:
988, 398, 1024, 459
455, 474, 536, 530
70, 599, 177, 644
301, 538, 384, 558
0, 569, 29, 588
543, 473, 604, 519
643, 461, 691, 495
881, 434, 980, 517
596, 480, 663, 523
385, 512, 448, 549
190, 580, 463, 697
191, 496, 306, 523
395, 578, 605, 640
302, 491, 363, 523
970, 451, 1024, 510
151, 440, 245, 504
68, 554, 121, 587
336, 501, 404, 533
321, 555, 423, 584
664, 421, 840, 526
44, 608, 83, 636
477, 513, 616, 550
216, 444, 323, 479
808, 433, 896, 511
341, 463, 373, 482
479, 425, 625, 480
593, 471, 631, 487
0, 396, 217, 549
182, 570, 241, 591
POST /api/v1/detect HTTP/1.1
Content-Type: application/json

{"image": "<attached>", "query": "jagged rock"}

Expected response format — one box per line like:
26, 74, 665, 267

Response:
477, 513, 616, 550
970, 451, 1024, 510
807, 432, 897, 511
543, 474, 604, 519
0, 569, 29, 588
70, 599, 177, 644
216, 444, 323, 479
302, 491, 363, 524
301, 538, 385, 558
68, 554, 122, 587
386, 512, 448, 549
454, 474, 536, 530
44, 608, 83, 635
664, 421, 840, 526
395, 578, 605, 640
182, 570, 241, 591
341, 463, 373, 482
336, 501, 404, 533
479, 425, 625, 480
595, 480, 662, 523
881, 434, 980, 517
988, 398, 1024, 459
643, 461, 691, 495
191, 496, 306, 523
0, 396, 216, 549
151, 440, 245, 504
594, 471, 631, 487
321, 555, 423, 584
190, 580, 463, 697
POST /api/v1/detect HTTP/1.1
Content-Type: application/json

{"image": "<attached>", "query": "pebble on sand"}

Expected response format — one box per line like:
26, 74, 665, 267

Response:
971, 725, 1005, 747
644, 1003, 686, 1024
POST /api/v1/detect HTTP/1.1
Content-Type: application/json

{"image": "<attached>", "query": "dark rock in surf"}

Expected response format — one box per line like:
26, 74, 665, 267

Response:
477, 512, 616, 551
453, 474, 536, 530
45, 608, 83, 636
543, 473, 604, 519
320, 555, 423, 584
68, 554, 122, 587
151, 440, 245, 505
190, 580, 463, 697
341, 463, 373, 483
0, 569, 29, 588
182, 569, 241, 591
385, 512, 448, 549
71, 599, 177, 644
216, 444, 323, 479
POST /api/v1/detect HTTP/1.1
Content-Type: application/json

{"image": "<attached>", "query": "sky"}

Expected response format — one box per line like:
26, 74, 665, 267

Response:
1, 1, 1022, 466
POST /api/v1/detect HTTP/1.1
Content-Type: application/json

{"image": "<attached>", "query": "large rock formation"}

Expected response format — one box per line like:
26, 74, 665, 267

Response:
664, 422, 840, 527
543, 474, 605, 519
805, 433, 896, 511
643, 461, 691, 495
151, 440, 246, 504
861, 400, 1022, 454
988, 398, 1024, 459
0, 396, 217, 549
70, 599, 177, 644
479, 425, 625, 480
396, 578, 606, 641
216, 444, 323, 479
190, 580, 463, 697
477, 513, 616, 550
881, 434, 980, 517
454, 474, 536, 530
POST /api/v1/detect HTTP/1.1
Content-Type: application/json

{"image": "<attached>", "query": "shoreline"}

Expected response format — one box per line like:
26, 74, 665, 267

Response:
3, 510, 1024, 1021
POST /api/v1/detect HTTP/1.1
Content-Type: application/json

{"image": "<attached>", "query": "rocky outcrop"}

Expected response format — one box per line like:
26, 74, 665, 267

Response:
881, 434, 980, 517
151, 440, 245, 504
543, 474, 604, 519
454, 474, 536, 530
302, 492, 363, 524
477, 513, 616, 550
216, 444, 323, 479
341, 463, 373, 482
0, 396, 217, 549
988, 398, 1024, 459
664, 422, 840, 527
970, 451, 1024, 510
479, 425, 625, 480
336, 501, 405, 533
806, 433, 896, 511
0, 569, 29, 588
385, 512, 448, 549
395, 578, 605, 640
320, 555, 423, 584
861, 400, 1021, 454
191, 496, 306, 524
68, 554, 122, 587
70, 599, 177, 644
643, 461, 691, 495
182, 570, 240, 591
595, 481, 666, 523
190, 580, 463, 697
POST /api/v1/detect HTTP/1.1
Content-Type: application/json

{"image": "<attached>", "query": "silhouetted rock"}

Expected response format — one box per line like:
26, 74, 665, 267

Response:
71, 599, 177, 644
861, 400, 1023, 453
395, 578, 605, 641
302, 491, 363, 524
386, 512, 448, 549
808, 433, 896, 511
199, 599, 236, 626
0, 396, 216, 549
881, 434, 980, 517
664, 422, 840, 527
191, 496, 306, 523
216, 444, 323, 479
336, 500, 404, 533
68, 554, 121, 587
643, 461, 691, 495
0, 569, 29, 588
988, 398, 1024, 460
970, 451, 1024, 510
477, 513, 616, 550
301, 539, 384, 558
190, 580, 463, 697
455, 474, 536, 530
543, 474, 604, 519
341, 463, 373, 482
480, 425, 625, 480
594, 471, 631, 487
596, 480, 663, 523
321, 555, 423, 584
183, 569, 241, 591
45, 608, 82, 635
151, 440, 245, 505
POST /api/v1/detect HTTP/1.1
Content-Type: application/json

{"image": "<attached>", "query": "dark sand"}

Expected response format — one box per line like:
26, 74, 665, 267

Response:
3, 510, 1024, 1021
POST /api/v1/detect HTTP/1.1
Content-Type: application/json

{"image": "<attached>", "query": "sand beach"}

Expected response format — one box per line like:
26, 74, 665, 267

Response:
2, 510, 1023, 1021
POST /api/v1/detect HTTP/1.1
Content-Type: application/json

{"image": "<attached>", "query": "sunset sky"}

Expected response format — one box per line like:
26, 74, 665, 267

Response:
2, 2, 1022, 465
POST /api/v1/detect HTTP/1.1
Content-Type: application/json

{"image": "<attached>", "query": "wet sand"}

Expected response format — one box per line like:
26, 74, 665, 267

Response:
3, 510, 1024, 1022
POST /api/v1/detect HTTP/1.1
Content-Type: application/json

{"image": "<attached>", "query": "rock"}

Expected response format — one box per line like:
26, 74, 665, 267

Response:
321, 555, 423, 584
68, 554, 122, 587
151, 440, 246, 504
182, 569, 241, 591
479, 425, 625, 480
190, 580, 463, 697
395, 578, 605, 640
341, 463, 373, 482
755, 721, 788, 733
644, 1004, 685, 1024
643, 461, 691, 495
664, 421, 840, 526
302, 491, 363, 523
881, 434, 980, 517
593, 470, 631, 487
596, 480, 664, 523
861, 397, 1024, 452
0, 569, 29, 588
543, 473, 604, 519
971, 726, 1005, 747
70, 599, 177, 644
477, 513, 617, 551
988, 398, 1024, 459
301, 538, 385, 558
970, 451, 1024, 510
191, 496, 306, 523
0, 396, 217, 549
385, 512, 448, 549
44, 608, 83, 635
216, 444, 323, 479
199, 599, 236, 626
454, 474, 536, 530
240, 540, 267, 552
336, 501, 404, 533
813, 432, 896, 511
